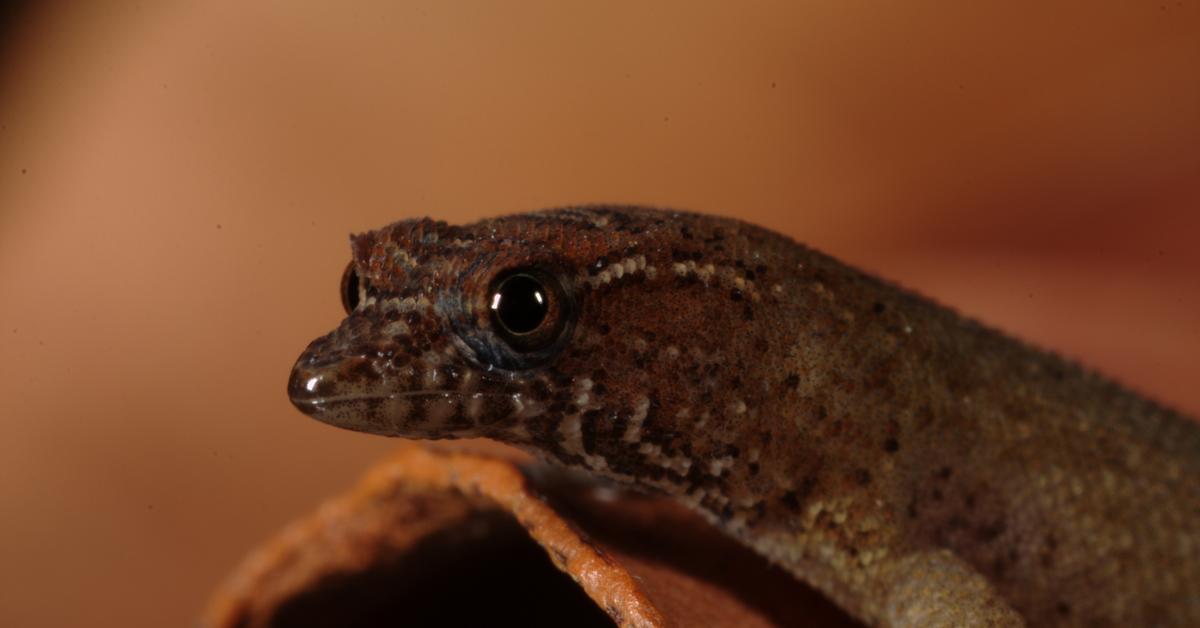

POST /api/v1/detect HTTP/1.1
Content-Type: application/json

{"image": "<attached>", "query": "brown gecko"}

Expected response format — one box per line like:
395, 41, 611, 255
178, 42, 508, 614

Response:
287, 206, 1200, 627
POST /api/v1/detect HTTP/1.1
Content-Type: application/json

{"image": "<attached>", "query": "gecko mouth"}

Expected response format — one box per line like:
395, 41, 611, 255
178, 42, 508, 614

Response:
288, 364, 535, 438
292, 389, 476, 406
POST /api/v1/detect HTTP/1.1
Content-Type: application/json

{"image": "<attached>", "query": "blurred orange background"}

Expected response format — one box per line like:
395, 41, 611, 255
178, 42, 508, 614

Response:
1, 2, 1197, 626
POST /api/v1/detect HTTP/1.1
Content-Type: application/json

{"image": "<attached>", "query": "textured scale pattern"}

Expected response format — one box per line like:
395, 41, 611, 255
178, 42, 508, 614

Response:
288, 207, 1200, 627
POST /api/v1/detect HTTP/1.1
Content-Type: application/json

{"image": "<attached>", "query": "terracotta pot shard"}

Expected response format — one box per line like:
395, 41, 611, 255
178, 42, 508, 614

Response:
202, 441, 859, 628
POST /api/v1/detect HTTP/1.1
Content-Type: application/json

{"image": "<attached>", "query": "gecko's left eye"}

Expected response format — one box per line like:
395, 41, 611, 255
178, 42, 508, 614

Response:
488, 269, 570, 354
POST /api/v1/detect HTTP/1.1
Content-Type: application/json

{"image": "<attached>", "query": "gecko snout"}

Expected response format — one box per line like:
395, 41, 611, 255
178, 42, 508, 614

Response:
286, 360, 335, 419
286, 356, 404, 435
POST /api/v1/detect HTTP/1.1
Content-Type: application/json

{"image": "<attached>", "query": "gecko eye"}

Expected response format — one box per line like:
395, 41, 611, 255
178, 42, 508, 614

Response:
340, 262, 361, 314
489, 270, 569, 353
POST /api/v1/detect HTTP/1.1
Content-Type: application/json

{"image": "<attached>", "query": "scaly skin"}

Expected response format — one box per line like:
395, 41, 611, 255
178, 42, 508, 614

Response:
288, 207, 1200, 627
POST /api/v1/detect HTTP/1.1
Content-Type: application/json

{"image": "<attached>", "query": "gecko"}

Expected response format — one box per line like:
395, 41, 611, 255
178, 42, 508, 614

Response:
287, 206, 1200, 627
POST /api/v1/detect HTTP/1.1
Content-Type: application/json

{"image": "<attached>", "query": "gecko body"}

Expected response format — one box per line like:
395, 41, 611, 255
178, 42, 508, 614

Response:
288, 207, 1200, 626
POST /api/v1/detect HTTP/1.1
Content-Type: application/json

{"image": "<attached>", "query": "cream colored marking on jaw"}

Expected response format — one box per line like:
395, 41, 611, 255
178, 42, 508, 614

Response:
509, 393, 526, 419
513, 395, 546, 419
570, 377, 595, 411
637, 441, 693, 475
421, 367, 440, 389
640, 475, 687, 495
380, 321, 409, 337
736, 494, 762, 509
558, 412, 610, 470
465, 393, 484, 422
709, 455, 735, 476
622, 395, 651, 443
559, 413, 584, 452
420, 351, 444, 369
726, 513, 751, 534
583, 453, 612, 471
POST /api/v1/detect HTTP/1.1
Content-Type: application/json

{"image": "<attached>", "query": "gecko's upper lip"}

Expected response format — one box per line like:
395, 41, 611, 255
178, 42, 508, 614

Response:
287, 362, 507, 419
295, 390, 471, 406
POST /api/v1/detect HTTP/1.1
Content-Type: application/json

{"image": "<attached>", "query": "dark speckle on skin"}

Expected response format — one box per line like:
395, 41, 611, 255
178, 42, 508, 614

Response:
976, 520, 1006, 543
853, 469, 871, 486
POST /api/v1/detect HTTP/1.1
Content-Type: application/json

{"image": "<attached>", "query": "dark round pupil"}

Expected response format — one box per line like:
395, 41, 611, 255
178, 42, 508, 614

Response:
340, 265, 361, 314
493, 274, 549, 334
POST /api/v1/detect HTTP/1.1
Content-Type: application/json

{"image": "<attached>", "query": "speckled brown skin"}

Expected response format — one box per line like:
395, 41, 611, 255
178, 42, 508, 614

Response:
288, 207, 1200, 627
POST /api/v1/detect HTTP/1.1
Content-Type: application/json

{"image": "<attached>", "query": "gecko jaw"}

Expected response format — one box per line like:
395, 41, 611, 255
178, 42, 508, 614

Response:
291, 389, 510, 406
288, 359, 538, 439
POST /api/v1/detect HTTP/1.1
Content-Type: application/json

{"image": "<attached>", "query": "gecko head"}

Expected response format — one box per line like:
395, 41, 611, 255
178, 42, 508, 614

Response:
289, 207, 786, 489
